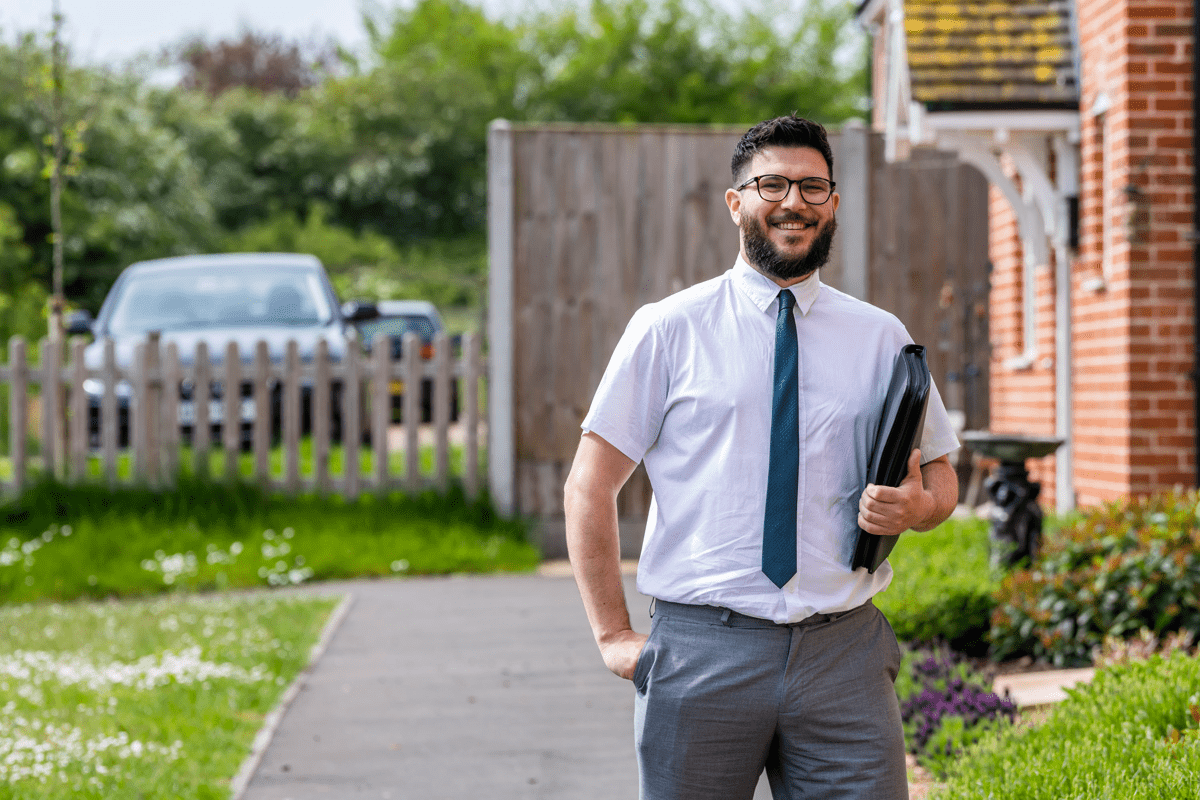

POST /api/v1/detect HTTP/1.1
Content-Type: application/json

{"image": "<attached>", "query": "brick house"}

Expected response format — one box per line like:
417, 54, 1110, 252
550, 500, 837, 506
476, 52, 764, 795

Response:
857, 0, 1198, 512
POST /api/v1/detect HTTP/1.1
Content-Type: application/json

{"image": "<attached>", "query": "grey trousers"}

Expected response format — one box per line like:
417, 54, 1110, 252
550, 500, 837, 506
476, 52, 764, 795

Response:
632, 599, 908, 800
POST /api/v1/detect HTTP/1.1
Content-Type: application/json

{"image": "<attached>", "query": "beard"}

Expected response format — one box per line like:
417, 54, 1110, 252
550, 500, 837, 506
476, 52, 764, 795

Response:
741, 211, 837, 282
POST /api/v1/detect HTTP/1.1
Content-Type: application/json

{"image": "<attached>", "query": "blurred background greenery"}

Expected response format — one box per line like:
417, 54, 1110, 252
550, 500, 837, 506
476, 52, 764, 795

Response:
0, 0, 868, 344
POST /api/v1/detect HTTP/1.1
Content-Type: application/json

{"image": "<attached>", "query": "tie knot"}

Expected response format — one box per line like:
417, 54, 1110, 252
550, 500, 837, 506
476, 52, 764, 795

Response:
778, 290, 795, 312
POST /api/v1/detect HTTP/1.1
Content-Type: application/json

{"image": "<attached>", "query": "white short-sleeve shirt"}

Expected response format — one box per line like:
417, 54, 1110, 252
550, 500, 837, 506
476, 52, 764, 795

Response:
581, 257, 960, 623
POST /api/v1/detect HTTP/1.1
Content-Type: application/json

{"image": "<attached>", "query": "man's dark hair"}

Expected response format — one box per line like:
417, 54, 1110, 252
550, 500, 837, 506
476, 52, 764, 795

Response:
731, 115, 834, 184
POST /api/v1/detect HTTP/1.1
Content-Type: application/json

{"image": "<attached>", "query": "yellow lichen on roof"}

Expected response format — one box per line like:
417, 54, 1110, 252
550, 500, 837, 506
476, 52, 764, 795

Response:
902, 0, 1078, 107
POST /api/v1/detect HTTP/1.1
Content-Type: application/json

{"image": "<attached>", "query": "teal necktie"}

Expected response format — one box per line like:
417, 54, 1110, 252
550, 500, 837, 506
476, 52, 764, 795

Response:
763, 289, 798, 587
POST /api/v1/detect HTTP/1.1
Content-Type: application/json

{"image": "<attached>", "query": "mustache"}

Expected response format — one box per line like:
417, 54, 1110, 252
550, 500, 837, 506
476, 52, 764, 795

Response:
768, 212, 818, 225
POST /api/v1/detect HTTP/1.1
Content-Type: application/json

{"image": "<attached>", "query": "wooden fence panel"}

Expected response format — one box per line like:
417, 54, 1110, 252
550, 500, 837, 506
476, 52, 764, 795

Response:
0, 333, 486, 501
865, 138, 991, 433
492, 124, 990, 556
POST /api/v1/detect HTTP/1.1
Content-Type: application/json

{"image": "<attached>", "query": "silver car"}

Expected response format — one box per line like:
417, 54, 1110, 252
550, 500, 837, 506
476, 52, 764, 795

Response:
72, 253, 372, 447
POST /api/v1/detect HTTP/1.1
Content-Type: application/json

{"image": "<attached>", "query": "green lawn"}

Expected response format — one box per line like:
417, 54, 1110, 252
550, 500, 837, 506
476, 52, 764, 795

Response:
0, 476, 536, 605
0, 592, 340, 799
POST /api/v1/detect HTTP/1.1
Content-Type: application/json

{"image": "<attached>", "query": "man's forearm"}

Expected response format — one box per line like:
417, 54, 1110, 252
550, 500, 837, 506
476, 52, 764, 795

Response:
913, 458, 958, 531
564, 480, 633, 647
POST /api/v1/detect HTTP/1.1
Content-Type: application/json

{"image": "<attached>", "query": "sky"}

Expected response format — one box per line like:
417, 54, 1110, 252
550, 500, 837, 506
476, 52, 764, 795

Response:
0, 0, 763, 68
0, 0, 381, 65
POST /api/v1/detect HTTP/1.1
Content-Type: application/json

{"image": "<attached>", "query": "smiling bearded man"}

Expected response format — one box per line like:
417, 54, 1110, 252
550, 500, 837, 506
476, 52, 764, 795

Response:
564, 114, 961, 800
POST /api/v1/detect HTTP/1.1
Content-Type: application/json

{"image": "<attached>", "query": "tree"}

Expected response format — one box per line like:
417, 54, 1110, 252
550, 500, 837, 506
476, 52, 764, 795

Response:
331, 0, 868, 239
0, 35, 218, 310
521, 0, 866, 124
174, 30, 339, 97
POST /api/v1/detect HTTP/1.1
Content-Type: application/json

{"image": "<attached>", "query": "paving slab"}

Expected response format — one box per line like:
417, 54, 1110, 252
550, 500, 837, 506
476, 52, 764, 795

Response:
236, 573, 777, 800
992, 667, 1095, 707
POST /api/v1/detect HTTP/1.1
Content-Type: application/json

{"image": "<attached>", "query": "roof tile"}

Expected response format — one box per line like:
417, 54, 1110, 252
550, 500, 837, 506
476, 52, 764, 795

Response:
904, 0, 1079, 108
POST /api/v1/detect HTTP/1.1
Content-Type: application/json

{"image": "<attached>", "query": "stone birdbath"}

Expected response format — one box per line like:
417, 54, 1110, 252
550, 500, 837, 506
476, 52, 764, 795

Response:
960, 431, 1064, 569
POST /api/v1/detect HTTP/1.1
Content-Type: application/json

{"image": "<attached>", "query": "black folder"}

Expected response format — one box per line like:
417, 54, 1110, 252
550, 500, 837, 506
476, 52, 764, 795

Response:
850, 344, 932, 573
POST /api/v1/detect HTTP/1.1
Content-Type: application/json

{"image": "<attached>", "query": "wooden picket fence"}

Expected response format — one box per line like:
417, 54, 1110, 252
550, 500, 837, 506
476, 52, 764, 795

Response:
0, 331, 485, 498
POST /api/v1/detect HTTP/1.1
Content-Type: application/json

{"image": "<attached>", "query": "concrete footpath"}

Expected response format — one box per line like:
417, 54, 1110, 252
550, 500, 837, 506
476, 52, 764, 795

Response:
235, 571, 760, 800
234, 571, 1087, 800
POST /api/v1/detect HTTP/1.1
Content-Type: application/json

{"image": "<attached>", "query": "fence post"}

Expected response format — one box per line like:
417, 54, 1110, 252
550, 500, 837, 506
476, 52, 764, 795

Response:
487, 119, 516, 516
313, 339, 331, 494
161, 342, 181, 485
40, 336, 61, 480
131, 341, 147, 484
371, 332, 390, 492
222, 342, 240, 480
253, 340, 270, 484
463, 332, 480, 499
835, 120, 871, 302
9, 337, 27, 494
144, 332, 162, 487
69, 338, 86, 481
343, 336, 361, 499
193, 341, 211, 479
283, 339, 301, 492
433, 330, 450, 491
101, 338, 118, 487
403, 331, 420, 492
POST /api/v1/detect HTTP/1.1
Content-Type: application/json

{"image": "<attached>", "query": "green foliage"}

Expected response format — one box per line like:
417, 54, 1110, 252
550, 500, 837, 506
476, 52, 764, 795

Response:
221, 201, 402, 270
523, 0, 866, 124
0, 202, 32, 294
989, 489, 1200, 666
0, 476, 538, 604
875, 517, 998, 654
0, 35, 219, 309
936, 652, 1200, 800
0, 280, 47, 345
2, 0, 868, 313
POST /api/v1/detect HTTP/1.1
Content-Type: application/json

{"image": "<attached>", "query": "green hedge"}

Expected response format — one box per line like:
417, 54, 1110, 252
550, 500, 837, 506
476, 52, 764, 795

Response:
990, 489, 1200, 666
876, 517, 997, 655
936, 652, 1200, 799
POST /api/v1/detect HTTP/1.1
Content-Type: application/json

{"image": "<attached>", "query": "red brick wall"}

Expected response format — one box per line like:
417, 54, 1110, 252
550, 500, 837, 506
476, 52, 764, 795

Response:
987, 179, 1061, 508
1071, 0, 1196, 503
985, 0, 1196, 508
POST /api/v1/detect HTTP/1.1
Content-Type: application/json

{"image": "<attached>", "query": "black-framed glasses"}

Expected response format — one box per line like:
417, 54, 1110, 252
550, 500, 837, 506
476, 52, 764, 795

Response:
736, 175, 836, 205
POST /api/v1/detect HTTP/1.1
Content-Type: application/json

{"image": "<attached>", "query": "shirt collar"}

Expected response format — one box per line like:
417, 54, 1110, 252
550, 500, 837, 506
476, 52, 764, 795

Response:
733, 255, 821, 317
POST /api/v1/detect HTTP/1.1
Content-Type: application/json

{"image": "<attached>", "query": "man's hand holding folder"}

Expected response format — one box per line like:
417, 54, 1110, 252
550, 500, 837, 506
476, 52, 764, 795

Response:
850, 344, 960, 573
857, 448, 939, 536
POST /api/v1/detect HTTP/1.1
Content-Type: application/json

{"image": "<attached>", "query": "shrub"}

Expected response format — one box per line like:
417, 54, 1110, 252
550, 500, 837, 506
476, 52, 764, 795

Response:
989, 489, 1200, 666
936, 652, 1200, 800
896, 643, 1016, 777
876, 517, 997, 655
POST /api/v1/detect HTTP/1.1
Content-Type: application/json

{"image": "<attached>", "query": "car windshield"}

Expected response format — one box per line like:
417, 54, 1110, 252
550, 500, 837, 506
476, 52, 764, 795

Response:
356, 315, 439, 343
106, 265, 333, 335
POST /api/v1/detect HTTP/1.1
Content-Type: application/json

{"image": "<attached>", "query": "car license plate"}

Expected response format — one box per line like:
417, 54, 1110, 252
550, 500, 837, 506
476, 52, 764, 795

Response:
389, 380, 405, 394
178, 399, 255, 425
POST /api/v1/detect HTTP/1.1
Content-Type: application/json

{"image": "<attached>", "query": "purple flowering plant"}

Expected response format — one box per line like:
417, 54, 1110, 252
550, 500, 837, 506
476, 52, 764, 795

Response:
896, 642, 1018, 776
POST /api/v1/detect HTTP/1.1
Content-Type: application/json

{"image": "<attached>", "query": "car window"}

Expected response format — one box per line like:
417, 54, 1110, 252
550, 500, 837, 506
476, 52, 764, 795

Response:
107, 266, 332, 334
356, 315, 439, 343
